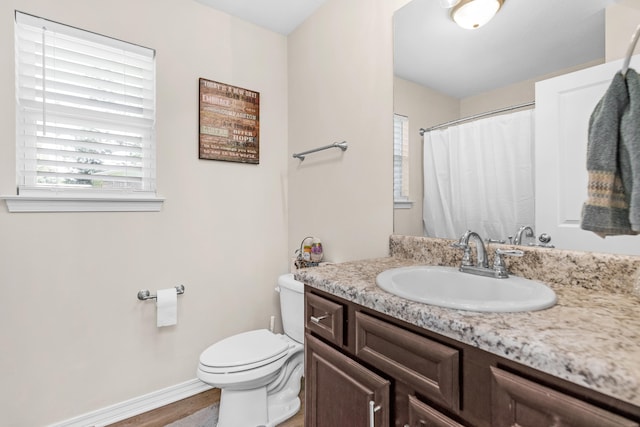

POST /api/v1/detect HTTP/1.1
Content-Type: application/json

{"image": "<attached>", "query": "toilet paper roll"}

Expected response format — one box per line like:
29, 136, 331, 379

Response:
156, 288, 177, 327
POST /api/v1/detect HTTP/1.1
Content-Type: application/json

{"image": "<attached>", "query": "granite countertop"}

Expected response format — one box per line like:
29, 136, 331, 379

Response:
295, 256, 640, 407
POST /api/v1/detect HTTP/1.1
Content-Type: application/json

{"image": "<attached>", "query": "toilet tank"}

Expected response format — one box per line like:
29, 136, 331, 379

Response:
277, 274, 304, 343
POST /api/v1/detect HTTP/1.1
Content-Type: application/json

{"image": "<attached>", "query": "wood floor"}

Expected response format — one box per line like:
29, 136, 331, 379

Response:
109, 382, 304, 427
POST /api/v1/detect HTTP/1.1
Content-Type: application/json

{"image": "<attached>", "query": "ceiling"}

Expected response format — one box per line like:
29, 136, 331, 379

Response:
195, 0, 621, 99
194, 0, 326, 35
394, 0, 617, 98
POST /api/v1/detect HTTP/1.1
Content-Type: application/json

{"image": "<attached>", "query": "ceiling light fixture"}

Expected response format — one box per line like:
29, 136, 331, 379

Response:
451, 0, 504, 30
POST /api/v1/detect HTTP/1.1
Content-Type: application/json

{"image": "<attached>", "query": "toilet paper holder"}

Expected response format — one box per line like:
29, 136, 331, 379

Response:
137, 285, 185, 301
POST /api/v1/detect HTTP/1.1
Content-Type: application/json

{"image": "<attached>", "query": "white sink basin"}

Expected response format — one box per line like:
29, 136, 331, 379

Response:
376, 266, 557, 312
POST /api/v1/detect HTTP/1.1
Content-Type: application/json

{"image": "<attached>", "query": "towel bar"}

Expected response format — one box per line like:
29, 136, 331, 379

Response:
137, 285, 185, 301
292, 141, 348, 161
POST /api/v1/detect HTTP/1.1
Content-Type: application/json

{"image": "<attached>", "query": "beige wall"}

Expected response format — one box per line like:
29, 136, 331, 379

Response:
287, 0, 394, 262
606, 0, 640, 62
460, 60, 604, 117
0, 1, 289, 425
392, 78, 459, 236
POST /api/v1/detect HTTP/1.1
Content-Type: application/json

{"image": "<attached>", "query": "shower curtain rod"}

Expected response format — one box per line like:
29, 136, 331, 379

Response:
419, 101, 535, 136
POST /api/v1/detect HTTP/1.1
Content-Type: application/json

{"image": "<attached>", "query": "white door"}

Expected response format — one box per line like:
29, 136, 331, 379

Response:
535, 54, 640, 255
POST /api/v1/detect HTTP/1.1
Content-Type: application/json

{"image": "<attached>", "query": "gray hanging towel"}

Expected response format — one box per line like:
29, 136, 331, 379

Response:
581, 72, 638, 236
620, 68, 640, 232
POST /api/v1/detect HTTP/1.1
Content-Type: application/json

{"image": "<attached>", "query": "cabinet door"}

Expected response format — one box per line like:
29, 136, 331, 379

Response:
407, 395, 465, 427
491, 367, 639, 427
306, 333, 390, 427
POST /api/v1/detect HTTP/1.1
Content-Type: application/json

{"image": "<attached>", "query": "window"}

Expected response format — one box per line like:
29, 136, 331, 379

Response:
6, 11, 161, 212
393, 114, 412, 209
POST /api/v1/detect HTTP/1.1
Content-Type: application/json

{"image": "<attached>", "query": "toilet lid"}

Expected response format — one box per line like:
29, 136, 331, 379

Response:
200, 329, 290, 370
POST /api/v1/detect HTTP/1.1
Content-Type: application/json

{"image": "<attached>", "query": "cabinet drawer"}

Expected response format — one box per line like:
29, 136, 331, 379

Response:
491, 367, 639, 427
355, 311, 460, 412
305, 292, 344, 346
408, 395, 465, 427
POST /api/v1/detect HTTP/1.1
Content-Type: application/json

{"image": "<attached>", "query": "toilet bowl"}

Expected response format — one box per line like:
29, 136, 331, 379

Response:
197, 274, 304, 427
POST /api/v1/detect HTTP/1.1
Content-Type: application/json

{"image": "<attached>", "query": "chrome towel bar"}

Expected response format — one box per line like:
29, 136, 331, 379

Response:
292, 141, 348, 161
137, 284, 185, 301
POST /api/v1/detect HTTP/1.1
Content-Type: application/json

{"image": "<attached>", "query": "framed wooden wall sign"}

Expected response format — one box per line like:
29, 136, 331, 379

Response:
198, 78, 260, 164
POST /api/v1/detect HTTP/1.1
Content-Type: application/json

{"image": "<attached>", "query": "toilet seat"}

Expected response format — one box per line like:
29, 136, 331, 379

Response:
199, 329, 291, 374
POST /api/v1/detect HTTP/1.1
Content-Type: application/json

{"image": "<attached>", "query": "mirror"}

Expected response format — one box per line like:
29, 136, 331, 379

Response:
392, 0, 640, 254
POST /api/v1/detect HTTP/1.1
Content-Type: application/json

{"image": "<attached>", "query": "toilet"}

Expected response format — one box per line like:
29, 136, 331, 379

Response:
197, 274, 305, 427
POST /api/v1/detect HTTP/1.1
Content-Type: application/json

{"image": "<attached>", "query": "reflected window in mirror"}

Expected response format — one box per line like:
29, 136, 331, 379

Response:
394, 114, 412, 209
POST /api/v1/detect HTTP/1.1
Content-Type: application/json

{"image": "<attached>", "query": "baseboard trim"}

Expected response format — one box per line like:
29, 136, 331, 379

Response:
48, 379, 213, 427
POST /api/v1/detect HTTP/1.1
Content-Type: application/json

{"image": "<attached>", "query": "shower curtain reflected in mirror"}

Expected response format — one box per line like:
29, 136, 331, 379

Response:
423, 109, 535, 242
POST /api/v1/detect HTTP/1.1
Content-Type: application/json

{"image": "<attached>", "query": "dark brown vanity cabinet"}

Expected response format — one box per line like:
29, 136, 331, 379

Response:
304, 287, 640, 427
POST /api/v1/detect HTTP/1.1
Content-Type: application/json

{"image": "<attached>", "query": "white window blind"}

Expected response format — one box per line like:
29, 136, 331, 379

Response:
393, 114, 410, 206
14, 11, 157, 200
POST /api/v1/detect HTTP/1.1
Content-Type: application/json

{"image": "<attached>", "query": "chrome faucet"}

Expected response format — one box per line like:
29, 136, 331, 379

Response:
513, 225, 535, 245
455, 230, 488, 269
452, 230, 524, 278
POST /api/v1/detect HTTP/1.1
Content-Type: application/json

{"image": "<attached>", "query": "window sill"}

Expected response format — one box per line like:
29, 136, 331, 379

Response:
394, 200, 414, 209
1, 195, 164, 213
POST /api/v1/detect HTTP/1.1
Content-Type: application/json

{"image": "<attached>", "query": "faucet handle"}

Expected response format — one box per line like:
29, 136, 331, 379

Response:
492, 249, 524, 278
538, 233, 552, 244
451, 242, 473, 266
495, 248, 524, 257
